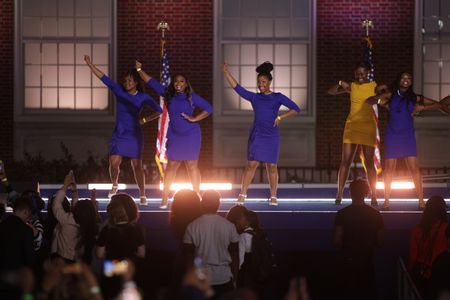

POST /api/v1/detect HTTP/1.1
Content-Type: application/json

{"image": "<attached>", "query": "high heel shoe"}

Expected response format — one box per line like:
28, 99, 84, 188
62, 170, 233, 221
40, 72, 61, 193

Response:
159, 199, 168, 209
108, 185, 118, 198
237, 194, 246, 205
335, 198, 342, 205
269, 196, 278, 206
381, 201, 390, 211
371, 199, 378, 206
418, 200, 426, 211
139, 196, 148, 206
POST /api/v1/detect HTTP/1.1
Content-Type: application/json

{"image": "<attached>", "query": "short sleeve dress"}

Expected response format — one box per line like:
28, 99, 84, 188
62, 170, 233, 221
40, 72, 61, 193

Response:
343, 81, 377, 147
234, 84, 301, 163
101, 75, 162, 159
147, 78, 213, 161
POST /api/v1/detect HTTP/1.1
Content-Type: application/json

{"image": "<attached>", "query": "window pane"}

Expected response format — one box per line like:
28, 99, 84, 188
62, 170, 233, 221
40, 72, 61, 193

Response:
93, 44, 109, 64
423, 44, 439, 60
424, 0, 439, 17
257, 44, 273, 63
93, 88, 108, 110
275, 44, 290, 64
58, 18, 74, 37
241, 0, 258, 17
223, 0, 240, 17
292, 88, 307, 111
240, 97, 253, 110
442, 62, 450, 83
42, 88, 58, 108
25, 44, 41, 64
292, 44, 308, 65
23, 17, 41, 37
23, 0, 41, 16
92, 18, 109, 37
59, 66, 74, 87
59, 88, 75, 109
274, 66, 290, 87
76, 0, 91, 17
76, 88, 92, 109
76, 66, 91, 87
223, 88, 240, 110
423, 84, 439, 100
224, 44, 240, 64
257, 19, 273, 38
222, 19, 240, 38
423, 17, 440, 39
76, 18, 91, 37
59, 0, 74, 16
42, 66, 58, 87
59, 43, 75, 64
274, 0, 290, 17
76, 44, 91, 64
25, 88, 41, 108
93, 0, 110, 16
43, 0, 57, 16
423, 62, 440, 83
241, 44, 256, 64
292, 66, 307, 87
275, 19, 290, 37
293, 0, 309, 18
257, 0, 273, 17
241, 19, 257, 38
25, 66, 41, 86
42, 43, 57, 64
241, 66, 256, 86
443, 44, 450, 60
292, 18, 309, 38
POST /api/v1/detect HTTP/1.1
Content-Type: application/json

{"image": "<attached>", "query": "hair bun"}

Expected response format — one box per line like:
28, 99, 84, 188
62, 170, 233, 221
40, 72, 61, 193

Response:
256, 61, 273, 74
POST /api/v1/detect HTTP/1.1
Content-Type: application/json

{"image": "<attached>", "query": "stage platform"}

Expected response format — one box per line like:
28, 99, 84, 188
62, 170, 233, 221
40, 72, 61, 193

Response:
36, 183, 450, 299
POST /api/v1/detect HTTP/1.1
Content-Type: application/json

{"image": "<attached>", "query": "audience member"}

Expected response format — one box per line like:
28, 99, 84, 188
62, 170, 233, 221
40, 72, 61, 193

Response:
183, 190, 240, 299
226, 205, 249, 234
409, 195, 448, 298
333, 178, 384, 300
430, 225, 450, 300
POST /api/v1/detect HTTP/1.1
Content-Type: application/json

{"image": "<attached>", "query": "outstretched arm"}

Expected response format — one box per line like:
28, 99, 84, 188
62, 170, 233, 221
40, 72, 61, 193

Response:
223, 63, 238, 88
84, 55, 105, 79
328, 80, 350, 95
414, 96, 450, 115
135, 60, 152, 83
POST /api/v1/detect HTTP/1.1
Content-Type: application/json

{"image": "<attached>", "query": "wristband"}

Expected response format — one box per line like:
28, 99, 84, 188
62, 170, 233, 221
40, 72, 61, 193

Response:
1, 177, 7, 182
276, 116, 282, 121
89, 286, 101, 295
377, 98, 381, 105
141, 117, 146, 123
338, 80, 342, 86
136, 68, 142, 72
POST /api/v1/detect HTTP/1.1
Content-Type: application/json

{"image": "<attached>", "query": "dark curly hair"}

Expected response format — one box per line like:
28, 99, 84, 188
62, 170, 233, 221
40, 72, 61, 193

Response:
256, 61, 273, 81
163, 74, 193, 106
122, 69, 144, 93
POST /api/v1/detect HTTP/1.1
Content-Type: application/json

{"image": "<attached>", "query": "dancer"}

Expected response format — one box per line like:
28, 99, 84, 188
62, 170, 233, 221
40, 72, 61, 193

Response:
85, 56, 162, 205
328, 62, 380, 205
135, 61, 212, 209
223, 62, 300, 206
366, 72, 450, 210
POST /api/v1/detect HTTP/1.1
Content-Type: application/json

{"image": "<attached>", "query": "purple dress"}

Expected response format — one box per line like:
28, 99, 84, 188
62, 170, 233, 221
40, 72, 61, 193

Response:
147, 79, 213, 160
234, 84, 301, 163
384, 90, 417, 159
101, 75, 162, 159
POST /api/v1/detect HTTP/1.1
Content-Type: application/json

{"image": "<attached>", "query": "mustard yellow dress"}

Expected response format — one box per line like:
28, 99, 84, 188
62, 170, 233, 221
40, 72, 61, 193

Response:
343, 82, 377, 147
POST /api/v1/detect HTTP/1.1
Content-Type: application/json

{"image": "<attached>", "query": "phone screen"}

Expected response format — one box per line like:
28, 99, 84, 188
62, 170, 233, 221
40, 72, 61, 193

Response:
104, 260, 128, 277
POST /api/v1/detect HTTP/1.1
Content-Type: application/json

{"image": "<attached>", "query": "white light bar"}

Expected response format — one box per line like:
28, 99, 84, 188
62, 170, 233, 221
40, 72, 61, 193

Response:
158, 182, 232, 191
87, 183, 127, 190
376, 181, 415, 190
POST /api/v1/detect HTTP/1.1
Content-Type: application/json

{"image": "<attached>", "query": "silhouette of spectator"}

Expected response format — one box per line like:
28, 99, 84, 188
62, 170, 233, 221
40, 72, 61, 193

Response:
409, 195, 448, 298
226, 205, 249, 234
183, 190, 240, 299
333, 178, 384, 300
169, 189, 203, 243
430, 225, 450, 300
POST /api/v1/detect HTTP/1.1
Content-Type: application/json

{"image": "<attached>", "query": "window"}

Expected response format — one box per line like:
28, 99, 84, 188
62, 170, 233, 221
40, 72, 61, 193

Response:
219, 0, 312, 114
19, 0, 113, 111
419, 0, 450, 100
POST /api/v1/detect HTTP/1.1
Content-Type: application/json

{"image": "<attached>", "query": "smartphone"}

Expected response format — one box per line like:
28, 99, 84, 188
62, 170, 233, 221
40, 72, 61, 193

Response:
104, 260, 128, 277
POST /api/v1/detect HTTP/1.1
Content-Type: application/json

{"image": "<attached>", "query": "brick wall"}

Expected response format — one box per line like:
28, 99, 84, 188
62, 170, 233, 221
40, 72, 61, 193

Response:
116, 0, 214, 170
316, 0, 415, 168
0, 0, 14, 163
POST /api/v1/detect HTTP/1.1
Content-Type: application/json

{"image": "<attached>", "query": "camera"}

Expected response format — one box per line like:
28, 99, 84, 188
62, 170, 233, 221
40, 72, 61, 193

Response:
104, 260, 128, 277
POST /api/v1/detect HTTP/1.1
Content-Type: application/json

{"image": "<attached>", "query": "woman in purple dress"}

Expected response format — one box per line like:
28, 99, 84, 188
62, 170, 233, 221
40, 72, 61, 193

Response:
136, 61, 213, 209
367, 72, 450, 210
85, 56, 162, 205
223, 62, 300, 206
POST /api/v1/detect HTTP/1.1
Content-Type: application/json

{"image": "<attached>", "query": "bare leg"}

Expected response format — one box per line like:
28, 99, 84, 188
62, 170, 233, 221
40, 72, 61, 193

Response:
382, 158, 397, 209
336, 143, 358, 203
131, 159, 146, 204
238, 160, 259, 204
109, 155, 122, 197
184, 160, 201, 196
361, 145, 377, 205
265, 163, 278, 205
405, 156, 425, 209
161, 160, 182, 208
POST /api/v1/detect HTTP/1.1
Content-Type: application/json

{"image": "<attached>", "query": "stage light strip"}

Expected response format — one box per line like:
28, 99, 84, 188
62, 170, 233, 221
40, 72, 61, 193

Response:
376, 182, 415, 189
158, 182, 232, 191
87, 183, 127, 190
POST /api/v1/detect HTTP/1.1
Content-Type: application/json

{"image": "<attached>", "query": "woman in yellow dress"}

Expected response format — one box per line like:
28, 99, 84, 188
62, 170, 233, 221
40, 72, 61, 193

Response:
328, 63, 381, 205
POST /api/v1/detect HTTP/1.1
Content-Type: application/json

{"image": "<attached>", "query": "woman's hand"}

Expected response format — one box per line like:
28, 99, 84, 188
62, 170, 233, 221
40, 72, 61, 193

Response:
84, 55, 92, 66
181, 113, 196, 122
412, 104, 425, 116
222, 63, 229, 74
135, 60, 143, 70
273, 116, 281, 127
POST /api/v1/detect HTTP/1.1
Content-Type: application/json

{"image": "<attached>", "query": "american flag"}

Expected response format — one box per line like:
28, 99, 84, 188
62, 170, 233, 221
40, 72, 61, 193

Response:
155, 39, 170, 177
361, 36, 382, 175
